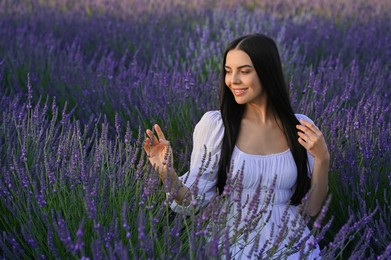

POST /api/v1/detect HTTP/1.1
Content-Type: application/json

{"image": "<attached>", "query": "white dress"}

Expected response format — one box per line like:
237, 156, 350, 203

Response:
169, 111, 321, 259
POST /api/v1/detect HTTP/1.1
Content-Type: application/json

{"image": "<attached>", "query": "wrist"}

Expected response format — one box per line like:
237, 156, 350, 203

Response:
315, 152, 330, 165
165, 171, 181, 192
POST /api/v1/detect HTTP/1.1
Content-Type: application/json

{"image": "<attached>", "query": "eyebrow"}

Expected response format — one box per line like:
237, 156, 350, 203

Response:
224, 65, 254, 69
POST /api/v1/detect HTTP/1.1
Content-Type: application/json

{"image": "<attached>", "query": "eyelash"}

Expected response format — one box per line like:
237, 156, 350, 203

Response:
225, 70, 251, 74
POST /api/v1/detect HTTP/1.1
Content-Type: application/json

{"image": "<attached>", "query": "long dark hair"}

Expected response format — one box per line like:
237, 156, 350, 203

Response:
217, 33, 311, 205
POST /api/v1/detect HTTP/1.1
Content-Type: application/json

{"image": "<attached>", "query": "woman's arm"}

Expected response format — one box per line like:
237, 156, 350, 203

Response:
306, 155, 329, 216
144, 111, 224, 210
144, 124, 191, 206
166, 169, 192, 206
296, 119, 330, 216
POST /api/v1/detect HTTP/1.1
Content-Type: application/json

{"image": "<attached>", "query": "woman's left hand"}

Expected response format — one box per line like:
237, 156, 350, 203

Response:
296, 119, 330, 162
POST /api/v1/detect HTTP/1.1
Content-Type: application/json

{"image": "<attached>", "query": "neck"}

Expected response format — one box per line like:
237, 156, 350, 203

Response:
243, 101, 275, 124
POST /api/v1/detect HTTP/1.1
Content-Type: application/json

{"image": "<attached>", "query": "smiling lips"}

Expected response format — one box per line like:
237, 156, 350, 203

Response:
233, 88, 248, 96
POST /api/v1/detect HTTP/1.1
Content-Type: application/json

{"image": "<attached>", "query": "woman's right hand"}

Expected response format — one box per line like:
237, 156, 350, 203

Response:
143, 124, 174, 183
144, 125, 191, 206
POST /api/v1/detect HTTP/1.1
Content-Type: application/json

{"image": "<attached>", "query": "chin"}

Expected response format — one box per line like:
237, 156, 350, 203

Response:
234, 99, 247, 105
233, 95, 250, 104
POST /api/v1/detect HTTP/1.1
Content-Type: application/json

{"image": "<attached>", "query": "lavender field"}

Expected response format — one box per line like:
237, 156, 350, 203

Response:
0, 0, 390, 259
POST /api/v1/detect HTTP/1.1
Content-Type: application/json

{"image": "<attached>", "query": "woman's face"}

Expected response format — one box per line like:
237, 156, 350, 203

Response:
225, 49, 265, 105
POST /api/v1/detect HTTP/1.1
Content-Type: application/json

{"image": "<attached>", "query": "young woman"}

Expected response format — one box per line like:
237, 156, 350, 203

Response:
144, 33, 329, 259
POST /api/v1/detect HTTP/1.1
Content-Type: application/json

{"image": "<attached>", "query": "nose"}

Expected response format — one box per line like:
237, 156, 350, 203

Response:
231, 72, 240, 84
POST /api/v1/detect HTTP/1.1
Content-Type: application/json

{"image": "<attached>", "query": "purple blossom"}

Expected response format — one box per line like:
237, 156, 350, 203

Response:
52, 212, 74, 252
0, 0, 390, 258
73, 218, 85, 253
137, 210, 146, 248
84, 196, 97, 220
20, 144, 27, 163
377, 243, 391, 260
21, 225, 37, 249
312, 195, 331, 230
27, 73, 32, 109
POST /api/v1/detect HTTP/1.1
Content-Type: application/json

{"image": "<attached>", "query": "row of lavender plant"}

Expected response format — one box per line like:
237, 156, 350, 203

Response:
293, 57, 391, 256
0, 90, 387, 258
1, 2, 389, 171
1, 1, 389, 127
0, 90, 200, 259
1, 0, 390, 258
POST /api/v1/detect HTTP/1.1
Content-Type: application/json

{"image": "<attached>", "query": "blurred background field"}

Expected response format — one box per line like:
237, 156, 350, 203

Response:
0, 0, 390, 258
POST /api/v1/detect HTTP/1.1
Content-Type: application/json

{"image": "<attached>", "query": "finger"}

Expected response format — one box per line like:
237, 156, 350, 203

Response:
145, 129, 154, 138
144, 143, 158, 157
296, 124, 317, 140
154, 124, 166, 141
301, 131, 315, 144
297, 131, 311, 143
159, 139, 170, 146
298, 136, 309, 149
146, 129, 159, 144
299, 119, 319, 134
143, 139, 151, 155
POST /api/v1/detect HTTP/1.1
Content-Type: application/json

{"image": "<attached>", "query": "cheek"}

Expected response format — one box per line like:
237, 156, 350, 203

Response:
225, 75, 230, 86
252, 77, 262, 90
